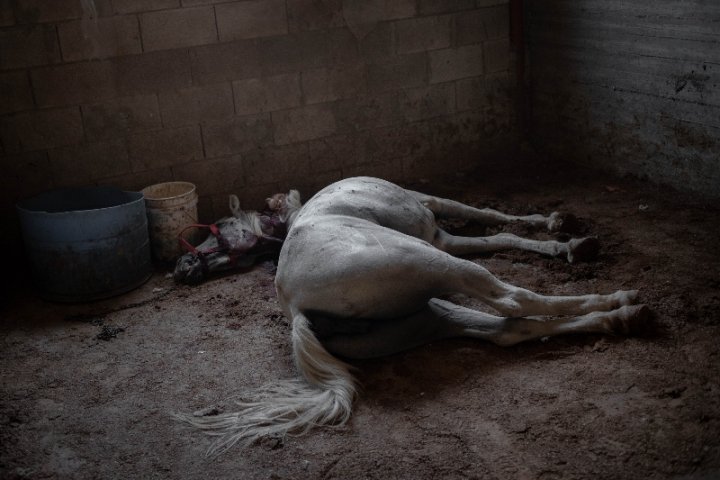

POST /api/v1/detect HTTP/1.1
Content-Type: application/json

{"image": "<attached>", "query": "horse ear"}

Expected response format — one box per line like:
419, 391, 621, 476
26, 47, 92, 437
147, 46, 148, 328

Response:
229, 194, 241, 217
288, 190, 301, 205
278, 190, 302, 223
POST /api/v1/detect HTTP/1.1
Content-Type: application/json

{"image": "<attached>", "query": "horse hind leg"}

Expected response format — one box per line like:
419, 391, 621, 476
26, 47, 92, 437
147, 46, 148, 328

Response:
436, 255, 638, 317
429, 298, 652, 346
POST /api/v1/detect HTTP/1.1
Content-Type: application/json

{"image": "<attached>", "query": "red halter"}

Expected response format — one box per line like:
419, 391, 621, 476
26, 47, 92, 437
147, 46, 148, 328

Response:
178, 223, 228, 257
177, 222, 283, 272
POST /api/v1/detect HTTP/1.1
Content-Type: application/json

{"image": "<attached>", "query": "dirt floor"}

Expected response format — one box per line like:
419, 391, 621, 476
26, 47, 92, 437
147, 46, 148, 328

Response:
2, 160, 719, 480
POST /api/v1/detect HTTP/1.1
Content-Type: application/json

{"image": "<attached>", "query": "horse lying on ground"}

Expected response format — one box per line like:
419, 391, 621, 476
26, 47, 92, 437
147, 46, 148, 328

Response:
174, 176, 649, 455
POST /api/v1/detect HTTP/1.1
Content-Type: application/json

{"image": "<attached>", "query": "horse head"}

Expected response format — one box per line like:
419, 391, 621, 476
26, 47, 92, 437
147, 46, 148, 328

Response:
173, 190, 301, 284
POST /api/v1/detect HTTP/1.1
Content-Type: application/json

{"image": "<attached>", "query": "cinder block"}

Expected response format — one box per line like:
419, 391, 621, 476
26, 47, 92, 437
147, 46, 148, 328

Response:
458, 87, 514, 137
222, 182, 282, 212
103, 166, 174, 193
128, 125, 203, 171
358, 22, 394, 60
476, 0, 509, 6
456, 73, 511, 112
415, 115, 483, 169
341, 157, 404, 182
450, 110, 499, 142
0, 25, 61, 70
58, 15, 142, 62
299, 28, 360, 69
0, 107, 84, 153
141, 6, 217, 52
334, 91, 400, 133
272, 104, 337, 145
395, 15, 452, 54
0, 151, 54, 204
49, 139, 131, 186
399, 116, 451, 157
367, 53, 427, 92
457, 6, 509, 45
429, 44, 483, 83
308, 134, 368, 171
0, 72, 34, 115
456, 75, 487, 112
88, 0, 116, 16
419, 0, 474, 14
256, 35, 304, 76
190, 40, 261, 85
365, 122, 429, 163
114, 49, 192, 95
402, 153, 451, 179
287, 0, 345, 32
256, 29, 359, 76
381, 0, 416, 19
233, 73, 302, 116
484, 38, 511, 73
243, 143, 311, 185
31, 61, 118, 108
484, 5, 510, 38
216, 0, 287, 41
171, 155, 244, 196
1, 1, 15, 26
399, 83, 456, 122
112, 0, 180, 14
181, 0, 228, 5
13, 0, 83, 23
342, 0, 415, 31
302, 64, 367, 104
290, 169, 343, 200
202, 113, 273, 158
159, 83, 234, 127
82, 94, 161, 141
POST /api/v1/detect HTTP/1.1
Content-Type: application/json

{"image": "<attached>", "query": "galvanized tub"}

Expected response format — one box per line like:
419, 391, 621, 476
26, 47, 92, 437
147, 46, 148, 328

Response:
16, 187, 153, 302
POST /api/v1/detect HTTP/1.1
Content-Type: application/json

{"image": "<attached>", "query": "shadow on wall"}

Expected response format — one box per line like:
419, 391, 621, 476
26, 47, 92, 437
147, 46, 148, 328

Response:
525, 0, 720, 199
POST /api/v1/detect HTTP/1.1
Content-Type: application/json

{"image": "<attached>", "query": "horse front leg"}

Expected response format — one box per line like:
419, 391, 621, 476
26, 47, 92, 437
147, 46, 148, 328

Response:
433, 230, 600, 263
408, 191, 578, 233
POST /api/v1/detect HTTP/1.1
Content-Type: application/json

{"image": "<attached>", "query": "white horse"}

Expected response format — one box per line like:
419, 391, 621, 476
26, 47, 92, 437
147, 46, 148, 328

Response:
174, 177, 649, 455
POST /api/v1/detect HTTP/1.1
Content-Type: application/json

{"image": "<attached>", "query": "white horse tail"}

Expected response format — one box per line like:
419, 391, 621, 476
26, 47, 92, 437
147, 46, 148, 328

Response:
176, 311, 357, 456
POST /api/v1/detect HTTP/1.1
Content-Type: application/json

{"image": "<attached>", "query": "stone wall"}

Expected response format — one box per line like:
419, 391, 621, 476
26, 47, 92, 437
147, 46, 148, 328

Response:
0, 0, 515, 254
527, 0, 720, 198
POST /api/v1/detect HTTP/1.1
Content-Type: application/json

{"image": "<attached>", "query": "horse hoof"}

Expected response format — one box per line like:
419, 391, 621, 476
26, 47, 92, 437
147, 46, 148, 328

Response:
548, 212, 580, 234
608, 304, 653, 336
567, 237, 600, 263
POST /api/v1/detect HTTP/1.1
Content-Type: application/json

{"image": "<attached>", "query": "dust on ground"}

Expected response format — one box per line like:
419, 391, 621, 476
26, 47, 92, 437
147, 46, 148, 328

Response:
1, 160, 719, 480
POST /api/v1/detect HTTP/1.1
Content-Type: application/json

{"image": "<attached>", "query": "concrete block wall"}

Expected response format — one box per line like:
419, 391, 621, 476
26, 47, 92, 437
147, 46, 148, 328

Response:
0, 0, 516, 253
526, 0, 720, 199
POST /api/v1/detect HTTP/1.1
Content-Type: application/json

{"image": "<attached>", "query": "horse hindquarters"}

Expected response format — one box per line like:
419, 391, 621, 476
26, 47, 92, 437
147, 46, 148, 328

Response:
279, 218, 637, 321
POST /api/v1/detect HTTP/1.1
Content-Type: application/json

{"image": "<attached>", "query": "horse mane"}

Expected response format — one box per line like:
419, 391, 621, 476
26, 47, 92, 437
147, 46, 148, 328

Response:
280, 190, 302, 226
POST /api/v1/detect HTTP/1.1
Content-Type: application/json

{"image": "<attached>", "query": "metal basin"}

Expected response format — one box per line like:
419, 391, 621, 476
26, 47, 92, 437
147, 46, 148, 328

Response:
16, 187, 153, 302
